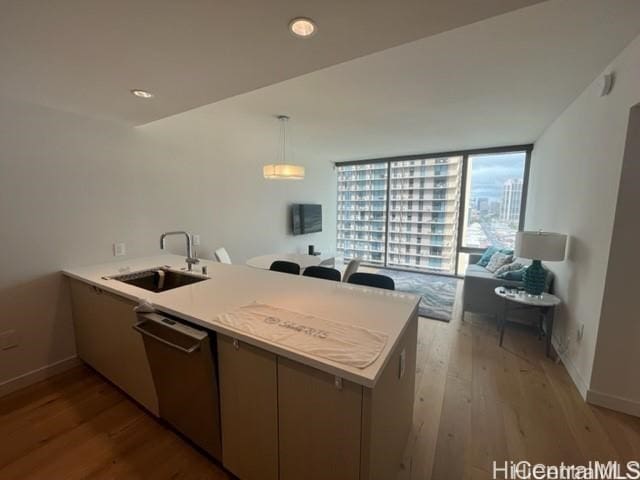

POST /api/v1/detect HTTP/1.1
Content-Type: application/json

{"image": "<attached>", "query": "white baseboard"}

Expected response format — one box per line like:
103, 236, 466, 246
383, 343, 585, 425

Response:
587, 389, 640, 418
0, 355, 80, 398
552, 337, 640, 417
551, 335, 588, 399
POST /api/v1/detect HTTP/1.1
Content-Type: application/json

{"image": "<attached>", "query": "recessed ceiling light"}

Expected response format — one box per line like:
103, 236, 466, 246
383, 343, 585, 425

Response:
130, 89, 154, 99
289, 17, 316, 38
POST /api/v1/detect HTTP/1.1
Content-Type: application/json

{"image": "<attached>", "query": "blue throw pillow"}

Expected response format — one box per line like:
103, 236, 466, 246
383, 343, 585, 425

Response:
477, 246, 498, 267
497, 267, 527, 281
500, 248, 514, 256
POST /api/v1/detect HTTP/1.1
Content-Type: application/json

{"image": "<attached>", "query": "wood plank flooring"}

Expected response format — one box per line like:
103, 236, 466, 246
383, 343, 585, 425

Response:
1, 287, 638, 479
401, 286, 640, 479
0, 367, 230, 479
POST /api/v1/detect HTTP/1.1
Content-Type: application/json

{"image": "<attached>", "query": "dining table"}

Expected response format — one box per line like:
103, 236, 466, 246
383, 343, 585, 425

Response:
245, 252, 334, 271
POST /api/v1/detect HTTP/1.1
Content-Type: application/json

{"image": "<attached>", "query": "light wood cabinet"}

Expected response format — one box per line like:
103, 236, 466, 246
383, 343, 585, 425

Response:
215, 315, 418, 480
278, 358, 362, 480
68, 277, 418, 480
69, 279, 159, 415
361, 314, 417, 480
217, 336, 279, 480
277, 315, 418, 480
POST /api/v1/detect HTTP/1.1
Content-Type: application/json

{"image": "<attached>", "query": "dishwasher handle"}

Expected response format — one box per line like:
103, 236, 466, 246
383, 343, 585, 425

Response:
133, 319, 201, 354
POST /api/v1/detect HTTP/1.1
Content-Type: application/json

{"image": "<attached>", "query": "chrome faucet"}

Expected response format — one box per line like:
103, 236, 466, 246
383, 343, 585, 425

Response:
160, 231, 199, 271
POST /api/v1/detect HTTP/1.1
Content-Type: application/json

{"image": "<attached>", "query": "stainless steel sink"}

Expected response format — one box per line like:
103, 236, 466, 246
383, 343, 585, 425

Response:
110, 267, 208, 293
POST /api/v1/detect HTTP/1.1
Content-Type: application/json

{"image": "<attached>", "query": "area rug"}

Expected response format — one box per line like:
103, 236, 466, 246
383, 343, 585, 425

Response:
376, 269, 459, 322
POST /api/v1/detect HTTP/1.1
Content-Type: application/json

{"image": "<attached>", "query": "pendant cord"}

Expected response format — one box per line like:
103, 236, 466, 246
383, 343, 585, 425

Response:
281, 116, 287, 164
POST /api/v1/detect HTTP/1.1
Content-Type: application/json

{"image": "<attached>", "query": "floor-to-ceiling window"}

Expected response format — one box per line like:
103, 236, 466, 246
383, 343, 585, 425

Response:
457, 151, 528, 275
336, 146, 531, 276
387, 156, 462, 273
336, 162, 388, 266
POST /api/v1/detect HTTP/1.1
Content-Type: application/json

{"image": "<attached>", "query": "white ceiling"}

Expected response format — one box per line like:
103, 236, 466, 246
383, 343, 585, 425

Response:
144, 0, 640, 163
0, 0, 545, 124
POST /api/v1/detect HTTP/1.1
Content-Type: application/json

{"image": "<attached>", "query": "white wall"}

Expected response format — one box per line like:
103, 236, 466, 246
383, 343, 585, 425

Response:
589, 104, 640, 415
0, 96, 336, 388
525, 35, 640, 397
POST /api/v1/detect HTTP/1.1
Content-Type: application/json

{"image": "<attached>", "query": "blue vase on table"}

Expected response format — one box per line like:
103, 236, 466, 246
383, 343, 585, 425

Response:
523, 260, 546, 296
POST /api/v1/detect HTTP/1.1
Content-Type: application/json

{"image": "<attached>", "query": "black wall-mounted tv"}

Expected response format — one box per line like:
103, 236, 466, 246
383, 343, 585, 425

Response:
292, 204, 322, 235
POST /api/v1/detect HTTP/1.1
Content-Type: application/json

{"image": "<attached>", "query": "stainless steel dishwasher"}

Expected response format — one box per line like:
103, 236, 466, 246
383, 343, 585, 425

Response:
133, 312, 222, 460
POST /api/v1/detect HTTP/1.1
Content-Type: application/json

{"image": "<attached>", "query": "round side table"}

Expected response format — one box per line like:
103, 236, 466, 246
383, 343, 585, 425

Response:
494, 287, 561, 357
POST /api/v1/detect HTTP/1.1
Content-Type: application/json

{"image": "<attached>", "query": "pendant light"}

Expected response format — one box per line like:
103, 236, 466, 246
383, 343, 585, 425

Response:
263, 115, 305, 180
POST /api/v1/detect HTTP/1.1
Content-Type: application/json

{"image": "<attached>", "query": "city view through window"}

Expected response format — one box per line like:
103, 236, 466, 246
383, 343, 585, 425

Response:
336, 150, 528, 275
462, 152, 526, 251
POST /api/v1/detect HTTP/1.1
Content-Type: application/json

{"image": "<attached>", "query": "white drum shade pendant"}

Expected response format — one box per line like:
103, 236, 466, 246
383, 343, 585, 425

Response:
263, 115, 305, 180
263, 163, 304, 179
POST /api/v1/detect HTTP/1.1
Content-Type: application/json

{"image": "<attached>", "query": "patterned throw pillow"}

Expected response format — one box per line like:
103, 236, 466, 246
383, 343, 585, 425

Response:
494, 261, 524, 277
477, 246, 498, 267
485, 252, 513, 273
497, 267, 527, 281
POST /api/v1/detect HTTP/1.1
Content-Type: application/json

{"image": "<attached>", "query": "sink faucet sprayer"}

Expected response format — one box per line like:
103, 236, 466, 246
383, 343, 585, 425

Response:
160, 231, 200, 271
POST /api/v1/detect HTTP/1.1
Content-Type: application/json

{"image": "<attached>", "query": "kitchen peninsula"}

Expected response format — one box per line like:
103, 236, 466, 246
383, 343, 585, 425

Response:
63, 254, 419, 480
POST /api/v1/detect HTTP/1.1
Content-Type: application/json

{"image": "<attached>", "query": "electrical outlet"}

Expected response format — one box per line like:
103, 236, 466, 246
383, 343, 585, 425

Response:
113, 242, 126, 257
577, 323, 585, 341
555, 336, 569, 356
0, 330, 18, 350
192, 235, 200, 246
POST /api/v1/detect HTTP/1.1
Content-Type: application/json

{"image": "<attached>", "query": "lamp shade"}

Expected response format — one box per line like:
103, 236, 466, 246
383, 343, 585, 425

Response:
515, 231, 567, 261
263, 164, 305, 180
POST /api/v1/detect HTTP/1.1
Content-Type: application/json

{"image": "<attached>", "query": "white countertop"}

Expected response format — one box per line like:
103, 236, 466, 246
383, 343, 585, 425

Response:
63, 254, 419, 388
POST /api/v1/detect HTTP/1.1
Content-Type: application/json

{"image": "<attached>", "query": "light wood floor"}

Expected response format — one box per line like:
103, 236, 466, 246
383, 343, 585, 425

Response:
1, 294, 638, 479
400, 289, 640, 479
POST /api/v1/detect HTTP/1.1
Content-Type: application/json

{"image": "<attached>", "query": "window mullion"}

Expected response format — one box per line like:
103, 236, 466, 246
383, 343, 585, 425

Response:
383, 161, 391, 267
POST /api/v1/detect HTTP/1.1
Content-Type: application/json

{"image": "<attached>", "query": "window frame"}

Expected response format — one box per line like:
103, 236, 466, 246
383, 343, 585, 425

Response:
336, 144, 533, 278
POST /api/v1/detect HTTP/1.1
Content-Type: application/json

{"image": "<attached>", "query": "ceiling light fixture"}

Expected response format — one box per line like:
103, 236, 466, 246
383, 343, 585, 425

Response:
130, 89, 154, 99
289, 17, 317, 38
263, 115, 305, 180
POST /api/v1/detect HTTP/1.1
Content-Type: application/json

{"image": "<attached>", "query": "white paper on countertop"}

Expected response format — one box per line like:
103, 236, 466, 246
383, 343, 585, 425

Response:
214, 303, 388, 369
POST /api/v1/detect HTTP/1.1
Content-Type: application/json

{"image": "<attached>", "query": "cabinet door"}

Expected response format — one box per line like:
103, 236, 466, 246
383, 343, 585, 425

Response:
217, 336, 278, 480
278, 358, 362, 480
69, 280, 159, 415
361, 314, 418, 480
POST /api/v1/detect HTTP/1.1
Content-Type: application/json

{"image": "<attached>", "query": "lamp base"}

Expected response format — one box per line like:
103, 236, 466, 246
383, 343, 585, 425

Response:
523, 259, 546, 296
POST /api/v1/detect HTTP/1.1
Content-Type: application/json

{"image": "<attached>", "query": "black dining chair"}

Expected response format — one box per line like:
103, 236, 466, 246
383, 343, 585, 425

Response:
269, 260, 301, 275
347, 272, 395, 291
302, 266, 342, 282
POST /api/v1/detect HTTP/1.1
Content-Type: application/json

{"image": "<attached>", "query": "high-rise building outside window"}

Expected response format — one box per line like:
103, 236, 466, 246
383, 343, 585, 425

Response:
461, 152, 527, 251
336, 147, 530, 276
386, 157, 462, 273
336, 163, 388, 265
500, 178, 523, 223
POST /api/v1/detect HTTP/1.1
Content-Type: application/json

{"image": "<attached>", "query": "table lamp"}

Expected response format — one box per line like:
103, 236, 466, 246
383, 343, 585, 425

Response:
515, 231, 567, 296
